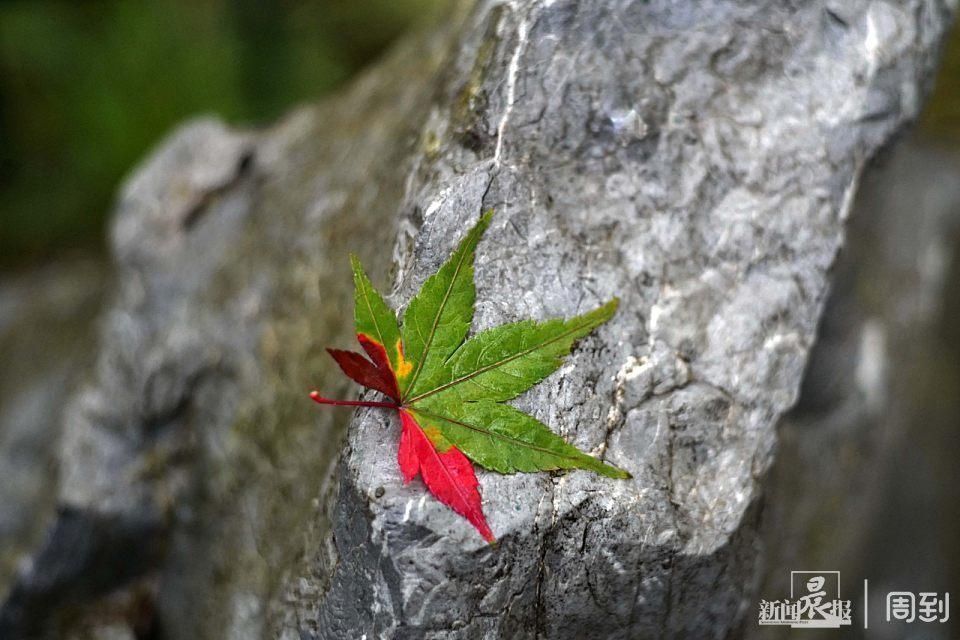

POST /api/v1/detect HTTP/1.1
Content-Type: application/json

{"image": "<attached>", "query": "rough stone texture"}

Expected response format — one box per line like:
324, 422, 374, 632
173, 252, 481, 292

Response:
0, 0, 955, 639
293, 1, 954, 639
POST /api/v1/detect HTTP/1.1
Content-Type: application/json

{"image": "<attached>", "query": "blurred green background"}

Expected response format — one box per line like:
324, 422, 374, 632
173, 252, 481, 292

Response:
0, 0, 445, 268
0, 1, 957, 268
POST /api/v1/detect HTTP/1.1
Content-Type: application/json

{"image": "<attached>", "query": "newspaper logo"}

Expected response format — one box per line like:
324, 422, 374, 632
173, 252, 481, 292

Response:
759, 571, 852, 628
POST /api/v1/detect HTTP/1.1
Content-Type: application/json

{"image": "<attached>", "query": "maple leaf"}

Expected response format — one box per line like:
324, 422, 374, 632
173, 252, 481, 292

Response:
310, 210, 629, 543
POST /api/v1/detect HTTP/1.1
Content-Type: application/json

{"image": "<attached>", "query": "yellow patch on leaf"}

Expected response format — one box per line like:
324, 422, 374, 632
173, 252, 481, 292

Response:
395, 338, 413, 379
422, 423, 452, 451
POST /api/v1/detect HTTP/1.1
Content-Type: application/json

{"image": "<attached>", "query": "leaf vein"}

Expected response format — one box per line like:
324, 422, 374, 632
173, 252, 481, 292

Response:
408, 316, 598, 404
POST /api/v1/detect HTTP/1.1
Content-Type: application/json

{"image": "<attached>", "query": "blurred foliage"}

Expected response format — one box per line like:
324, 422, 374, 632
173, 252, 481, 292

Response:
0, 0, 445, 268
920, 18, 960, 142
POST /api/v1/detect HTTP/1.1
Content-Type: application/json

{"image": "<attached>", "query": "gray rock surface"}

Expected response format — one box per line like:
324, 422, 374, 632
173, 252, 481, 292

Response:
0, 18, 466, 638
0, 258, 105, 593
293, 1, 954, 639
0, 0, 954, 639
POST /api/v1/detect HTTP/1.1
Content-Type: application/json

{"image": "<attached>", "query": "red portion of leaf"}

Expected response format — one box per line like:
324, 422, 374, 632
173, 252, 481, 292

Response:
398, 411, 419, 484
357, 333, 401, 400
326, 348, 400, 401
399, 410, 495, 543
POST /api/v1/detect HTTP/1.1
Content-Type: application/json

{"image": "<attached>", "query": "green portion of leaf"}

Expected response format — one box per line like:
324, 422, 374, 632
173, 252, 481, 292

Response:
323, 210, 630, 543
400, 210, 493, 399
351, 255, 404, 376
411, 401, 630, 479
409, 298, 619, 405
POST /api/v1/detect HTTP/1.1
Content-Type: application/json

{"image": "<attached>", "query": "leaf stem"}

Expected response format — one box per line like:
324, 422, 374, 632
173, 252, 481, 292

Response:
309, 390, 399, 409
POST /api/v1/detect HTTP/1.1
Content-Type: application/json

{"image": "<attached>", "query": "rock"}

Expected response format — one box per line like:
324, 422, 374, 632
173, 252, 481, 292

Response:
1, 9, 469, 638
292, 1, 954, 638
0, 258, 105, 594
0, 0, 954, 638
